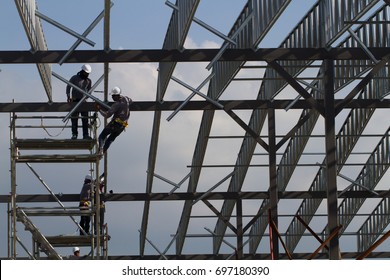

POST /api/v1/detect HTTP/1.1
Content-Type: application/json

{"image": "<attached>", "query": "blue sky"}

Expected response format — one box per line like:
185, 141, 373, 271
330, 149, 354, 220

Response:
1, 0, 388, 259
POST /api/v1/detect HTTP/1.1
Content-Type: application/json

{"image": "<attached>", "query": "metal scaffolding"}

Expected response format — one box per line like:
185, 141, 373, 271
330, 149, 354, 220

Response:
0, 0, 389, 260
8, 113, 109, 259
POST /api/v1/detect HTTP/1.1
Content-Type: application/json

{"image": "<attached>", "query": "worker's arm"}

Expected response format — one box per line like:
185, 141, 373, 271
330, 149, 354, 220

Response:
66, 76, 75, 102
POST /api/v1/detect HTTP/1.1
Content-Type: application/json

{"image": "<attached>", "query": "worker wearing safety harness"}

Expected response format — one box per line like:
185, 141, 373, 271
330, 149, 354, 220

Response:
97, 86, 132, 155
79, 174, 92, 235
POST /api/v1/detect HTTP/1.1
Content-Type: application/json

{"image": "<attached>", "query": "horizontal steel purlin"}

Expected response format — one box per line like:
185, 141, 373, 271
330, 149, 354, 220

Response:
0, 99, 388, 113
0, 190, 388, 203
1, 48, 390, 63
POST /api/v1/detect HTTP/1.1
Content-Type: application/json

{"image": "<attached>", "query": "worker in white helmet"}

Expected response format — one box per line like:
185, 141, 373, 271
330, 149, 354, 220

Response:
96, 86, 133, 156
79, 174, 92, 235
68, 247, 81, 260
66, 64, 93, 140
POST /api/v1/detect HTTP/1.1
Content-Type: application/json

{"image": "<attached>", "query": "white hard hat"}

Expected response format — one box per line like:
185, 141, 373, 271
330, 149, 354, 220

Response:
85, 174, 92, 181
73, 247, 80, 253
110, 86, 121, 96
81, 64, 92, 74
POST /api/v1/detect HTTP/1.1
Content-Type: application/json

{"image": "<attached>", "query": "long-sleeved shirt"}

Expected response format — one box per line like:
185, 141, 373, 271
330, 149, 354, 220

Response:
66, 72, 92, 101
99, 96, 132, 122
79, 181, 91, 202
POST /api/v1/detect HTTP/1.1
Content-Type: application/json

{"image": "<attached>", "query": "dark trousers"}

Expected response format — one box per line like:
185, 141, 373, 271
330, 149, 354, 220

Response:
98, 122, 124, 152
79, 215, 90, 235
71, 101, 89, 137
79, 201, 90, 235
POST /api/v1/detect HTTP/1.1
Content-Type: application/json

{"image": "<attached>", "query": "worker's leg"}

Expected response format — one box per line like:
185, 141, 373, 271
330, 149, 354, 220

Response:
98, 126, 111, 151
81, 111, 90, 139
80, 216, 87, 235
102, 126, 124, 153
71, 112, 79, 139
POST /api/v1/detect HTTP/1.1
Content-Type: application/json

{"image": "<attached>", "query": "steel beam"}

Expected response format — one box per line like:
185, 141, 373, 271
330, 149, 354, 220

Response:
0, 99, 388, 113
1, 190, 388, 203
1, 48, 390, 64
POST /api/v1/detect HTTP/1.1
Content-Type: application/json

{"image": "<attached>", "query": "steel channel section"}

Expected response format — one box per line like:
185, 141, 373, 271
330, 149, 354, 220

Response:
175, 0, 292, 255
340, 132, 390, 250
319, 81, 389, 240
356, 132, 390, 251
141, 0, 200, 256
248, 0, 387, 255
284, 5, 390, 253
14, 0, 52, 102
358, 197, 390, 252
249, 2, 328, 255
212, 0, 291, 256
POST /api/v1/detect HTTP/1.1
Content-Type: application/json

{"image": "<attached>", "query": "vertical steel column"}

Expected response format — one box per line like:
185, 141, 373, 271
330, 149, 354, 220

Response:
7, 202, 10, 258
102, 0, 111, 191
236, 198, 243, 259
10, 112, 17, 259
268, 108, 279, 259
95, 164, 100, 258
323, 59, 340, 259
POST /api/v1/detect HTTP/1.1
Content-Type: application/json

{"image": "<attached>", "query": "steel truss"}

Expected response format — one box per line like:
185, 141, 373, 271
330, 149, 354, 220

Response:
1, 0, 389, 260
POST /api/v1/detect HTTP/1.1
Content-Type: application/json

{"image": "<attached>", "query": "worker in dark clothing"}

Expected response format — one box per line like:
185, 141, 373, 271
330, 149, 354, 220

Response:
66, 64, 93, 140
95, 181, 106, 235
79, 174, 92, 235
96, 86, 132, 155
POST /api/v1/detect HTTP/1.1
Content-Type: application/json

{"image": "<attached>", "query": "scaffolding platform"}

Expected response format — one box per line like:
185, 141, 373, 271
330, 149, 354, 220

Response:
14, 138, 95, 150
46, 235, 107, 247
15, 154, 100, 163
18, 207, 93, 217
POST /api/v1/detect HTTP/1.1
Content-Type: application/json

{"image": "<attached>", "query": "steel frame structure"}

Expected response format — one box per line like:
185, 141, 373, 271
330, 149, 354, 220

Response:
1, 0, 389, 259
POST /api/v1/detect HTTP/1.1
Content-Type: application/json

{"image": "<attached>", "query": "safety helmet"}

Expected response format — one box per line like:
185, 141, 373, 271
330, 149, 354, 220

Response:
81, 64, 92, 74
85, 174, 92, 181
109, 86, 121, 96
73, 247, 80, 253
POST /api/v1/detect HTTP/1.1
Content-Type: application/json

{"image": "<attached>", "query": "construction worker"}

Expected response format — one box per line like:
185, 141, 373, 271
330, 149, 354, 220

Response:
96, 86, 132, 155
66, 64, 93, 140
70, 247, 80, 259
79, 174, 92, 235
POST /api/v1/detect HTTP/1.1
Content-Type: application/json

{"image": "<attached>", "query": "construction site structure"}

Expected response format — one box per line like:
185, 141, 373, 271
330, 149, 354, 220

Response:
0, 0, 389, 260
8, 112, 109, 259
